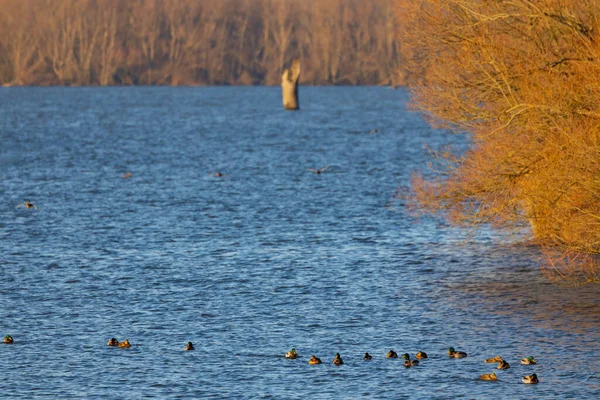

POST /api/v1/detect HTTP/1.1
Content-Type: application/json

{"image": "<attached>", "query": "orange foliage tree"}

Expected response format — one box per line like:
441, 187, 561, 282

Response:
396, 0, 600, 285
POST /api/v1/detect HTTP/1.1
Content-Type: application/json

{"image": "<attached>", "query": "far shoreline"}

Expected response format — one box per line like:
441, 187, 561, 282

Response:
1, 83, 401, 89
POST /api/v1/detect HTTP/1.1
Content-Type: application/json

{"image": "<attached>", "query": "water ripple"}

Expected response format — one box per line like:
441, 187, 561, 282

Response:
0, 87, 599, 399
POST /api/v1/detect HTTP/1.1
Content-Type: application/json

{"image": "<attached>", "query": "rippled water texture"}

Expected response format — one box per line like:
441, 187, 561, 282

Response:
1, 87, 599, 399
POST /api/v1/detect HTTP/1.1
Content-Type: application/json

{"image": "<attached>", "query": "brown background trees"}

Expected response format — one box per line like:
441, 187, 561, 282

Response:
396, 0, 600, 285
0, 0, 400, 86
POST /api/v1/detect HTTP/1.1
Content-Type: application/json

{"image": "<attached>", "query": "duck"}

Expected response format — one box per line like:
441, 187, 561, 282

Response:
212, 172, 223, 178
17, 201, 38, 210
4, 335, 13, 344
522, 373, 539, 384
332, 353, 344, 365
363, 352, 373, 360
402, 353, 419, 366
107, 338, 118, 346
485, 355, 503, 363
308, 355, 322, 365
415, 351, 428, 359
386, 350, 398, 358
184, 342, 195, 351
480, 372, 498, 381
118, 339, 131, 348
497, 360, 510, 370
448, 347, 467, 358
521, 356, 537, 365
285, 348, 298, 359
122, 172, 132, 179
308, 166, 329, 175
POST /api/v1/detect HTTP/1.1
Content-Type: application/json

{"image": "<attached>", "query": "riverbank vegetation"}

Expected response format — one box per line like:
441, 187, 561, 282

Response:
0, 0, 399, 86
397, 0, 600, 285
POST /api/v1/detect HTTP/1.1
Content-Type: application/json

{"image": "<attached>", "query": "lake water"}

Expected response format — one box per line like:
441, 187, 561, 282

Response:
1, 87, 599, 399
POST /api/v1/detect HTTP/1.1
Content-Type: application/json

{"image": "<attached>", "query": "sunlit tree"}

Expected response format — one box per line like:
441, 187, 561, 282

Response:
396, 0, 600, 285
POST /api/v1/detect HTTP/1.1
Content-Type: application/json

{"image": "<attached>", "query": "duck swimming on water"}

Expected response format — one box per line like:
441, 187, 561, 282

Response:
485, 356, 503, 363
332, 353, 344, 365
386, 350, 398, 358
17, 201, 38, 210
402, 353, 419, 366
522, 374, 539, 384
184, 342, 195, 351
308, 166, 329, 175
448, 347, 467, 358
480, 372, 498, 381
308, 355, 322, 365
521, 356, 536, 365
285, 348, 298, 359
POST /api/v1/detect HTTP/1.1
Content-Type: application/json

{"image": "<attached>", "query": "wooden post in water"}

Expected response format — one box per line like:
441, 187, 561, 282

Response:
281, 59, 301, 110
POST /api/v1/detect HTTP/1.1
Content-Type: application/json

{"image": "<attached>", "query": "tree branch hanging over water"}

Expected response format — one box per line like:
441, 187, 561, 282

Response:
396, 0, 600, 285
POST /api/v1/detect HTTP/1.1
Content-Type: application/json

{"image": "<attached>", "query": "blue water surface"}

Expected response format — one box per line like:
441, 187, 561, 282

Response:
0, 87, 599, 399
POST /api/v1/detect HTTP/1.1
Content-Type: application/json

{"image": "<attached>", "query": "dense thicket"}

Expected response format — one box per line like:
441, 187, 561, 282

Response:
397, 0, 600, 285
0, 0, 399, 86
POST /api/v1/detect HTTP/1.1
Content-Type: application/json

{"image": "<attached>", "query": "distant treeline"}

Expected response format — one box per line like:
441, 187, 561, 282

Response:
0, 0, 400, 86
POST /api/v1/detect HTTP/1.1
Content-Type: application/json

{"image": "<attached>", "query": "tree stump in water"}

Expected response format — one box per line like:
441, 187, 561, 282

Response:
281, 59, 301, 110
